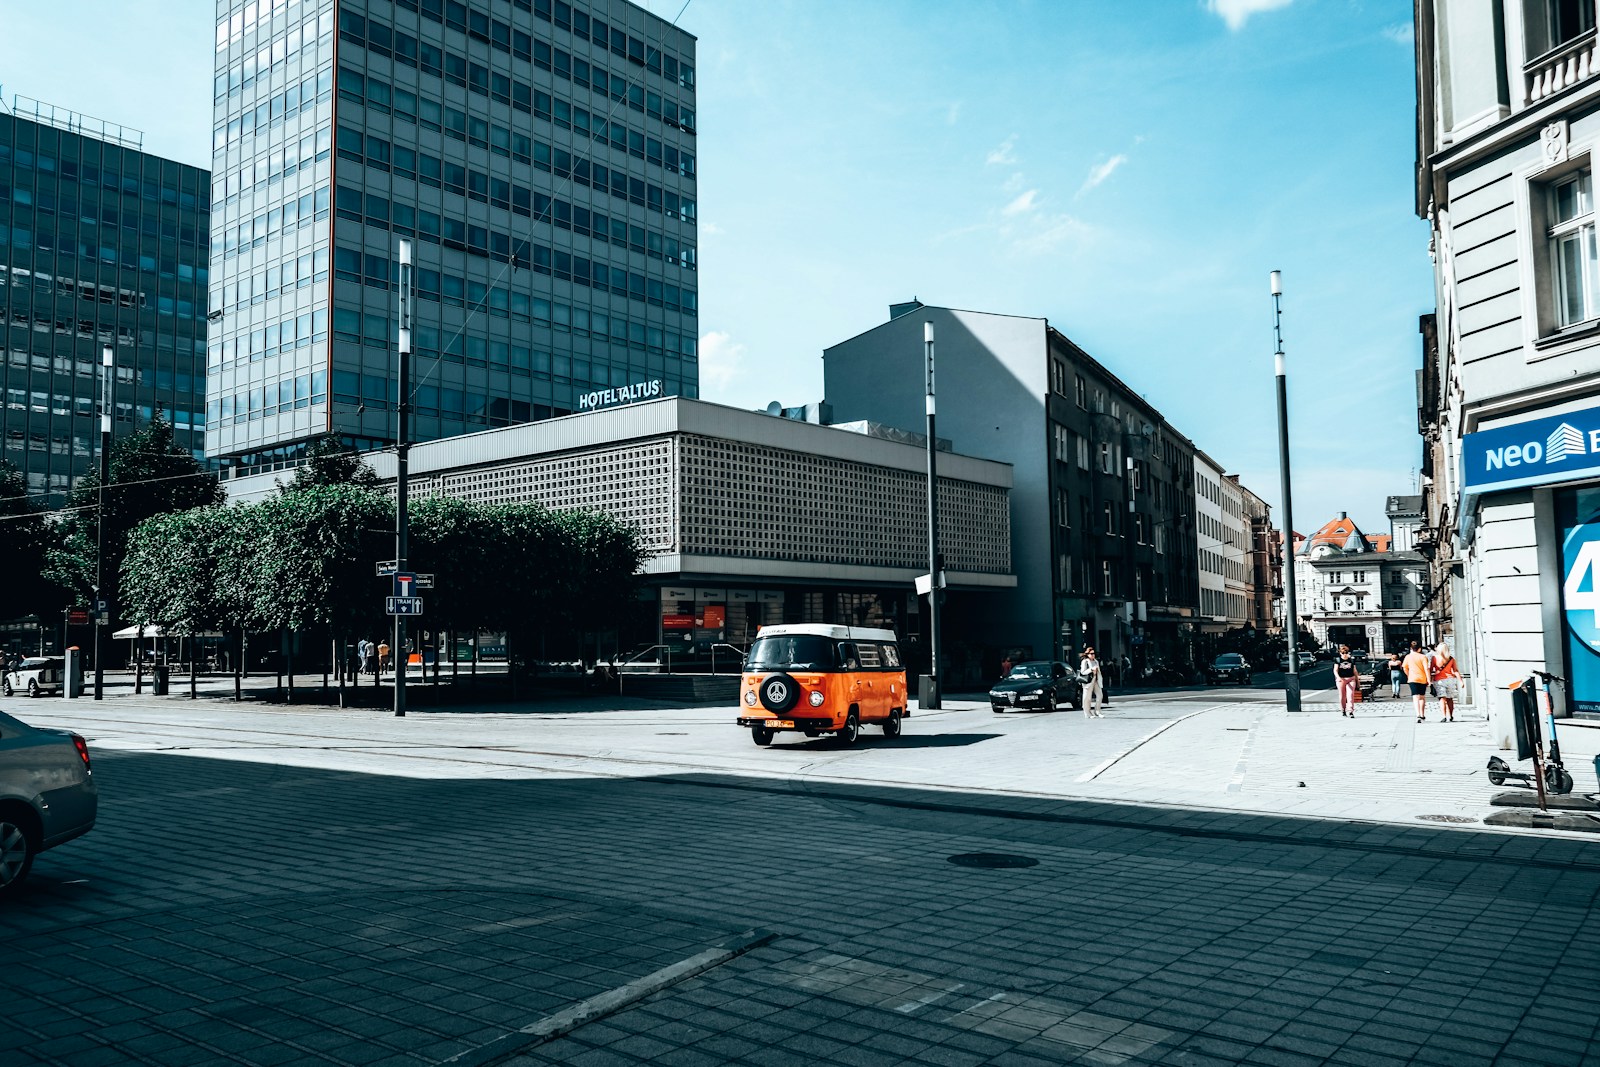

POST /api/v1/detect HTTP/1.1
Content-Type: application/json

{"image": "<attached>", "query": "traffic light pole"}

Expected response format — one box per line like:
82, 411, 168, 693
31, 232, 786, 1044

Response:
394, 239, 413, 718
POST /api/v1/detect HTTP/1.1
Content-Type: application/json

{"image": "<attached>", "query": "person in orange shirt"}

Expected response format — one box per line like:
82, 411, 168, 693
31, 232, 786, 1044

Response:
1430, 642, 1460, 723
1402, 641, 1431, 723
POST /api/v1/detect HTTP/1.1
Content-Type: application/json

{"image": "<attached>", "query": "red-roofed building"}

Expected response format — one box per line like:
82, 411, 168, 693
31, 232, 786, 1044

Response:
1292, 511, 1430, 655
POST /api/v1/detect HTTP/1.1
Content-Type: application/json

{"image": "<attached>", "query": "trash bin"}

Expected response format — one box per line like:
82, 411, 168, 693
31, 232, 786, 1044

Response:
152, 664, 169, 695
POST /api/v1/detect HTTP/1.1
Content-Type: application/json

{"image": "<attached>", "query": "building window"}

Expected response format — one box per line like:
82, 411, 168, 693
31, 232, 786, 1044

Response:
1076, 435, 1090, 470
1104, 502, 1115, 535
1530, 0, 1596, 57
1549, 169, 1598, 328
1075, 375, 1086, 408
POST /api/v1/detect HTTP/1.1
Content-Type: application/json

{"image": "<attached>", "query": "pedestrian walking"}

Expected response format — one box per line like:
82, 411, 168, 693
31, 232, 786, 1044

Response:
378, 639, 391, 674
1334, 645, 1360, 717
1402, 640, 1431, 723
1430, 642, 1460, 723
1079, 647, 1105, 718
1387, 651, 1403, 699
1000, 653, 1013, 678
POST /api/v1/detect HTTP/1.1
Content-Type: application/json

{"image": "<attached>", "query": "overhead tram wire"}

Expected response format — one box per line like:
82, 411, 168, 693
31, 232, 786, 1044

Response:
400, 0, 697, 407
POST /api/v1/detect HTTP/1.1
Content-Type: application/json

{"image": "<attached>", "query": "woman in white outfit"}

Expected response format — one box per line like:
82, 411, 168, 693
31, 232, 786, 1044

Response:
1079, 647, 1105, 718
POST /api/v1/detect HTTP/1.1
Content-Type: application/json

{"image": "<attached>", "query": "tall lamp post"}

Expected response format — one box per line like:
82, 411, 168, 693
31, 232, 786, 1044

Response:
394, 239, 414, 717
93, 344, 113, 700
1271, 270, 1302, 713
922, 320, 942, 710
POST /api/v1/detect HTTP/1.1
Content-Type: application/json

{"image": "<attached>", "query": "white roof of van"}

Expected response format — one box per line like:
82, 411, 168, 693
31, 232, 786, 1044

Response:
755, 624, 899, 642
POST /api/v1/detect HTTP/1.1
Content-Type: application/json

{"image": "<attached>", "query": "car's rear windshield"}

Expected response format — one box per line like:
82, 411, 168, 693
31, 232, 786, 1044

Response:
747, 635, 837, 671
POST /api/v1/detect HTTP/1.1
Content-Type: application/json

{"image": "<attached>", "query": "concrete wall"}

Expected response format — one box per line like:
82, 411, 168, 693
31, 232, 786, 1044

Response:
824, 308, 1051, 655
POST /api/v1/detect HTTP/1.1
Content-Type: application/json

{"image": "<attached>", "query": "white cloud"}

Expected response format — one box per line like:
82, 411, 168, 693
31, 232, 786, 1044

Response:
946, 101, 962, 125
1077, 154, 1128, 197
697, 330, 746, 392
1009, 213, 1092, 256
700, 220, 723, 236
1381, 22, 1415, 45
986, 135, 1018, 166
1002, 189, 1039, 216
1206, 0, 1293, 32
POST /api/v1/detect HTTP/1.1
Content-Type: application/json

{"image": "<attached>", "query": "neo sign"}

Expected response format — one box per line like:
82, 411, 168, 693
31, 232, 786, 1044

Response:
1462, 403, 1600, 495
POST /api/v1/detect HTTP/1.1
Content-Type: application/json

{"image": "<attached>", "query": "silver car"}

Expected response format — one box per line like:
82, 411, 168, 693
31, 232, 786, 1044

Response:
0, 709, 97, 896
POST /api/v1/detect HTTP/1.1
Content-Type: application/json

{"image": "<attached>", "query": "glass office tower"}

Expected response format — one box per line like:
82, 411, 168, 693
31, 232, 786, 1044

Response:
0, 103, 210, 503
208, 0, 699, 475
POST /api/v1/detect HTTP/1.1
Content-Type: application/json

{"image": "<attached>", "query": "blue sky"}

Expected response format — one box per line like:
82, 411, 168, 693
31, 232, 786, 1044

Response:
0, 0, 1427, 536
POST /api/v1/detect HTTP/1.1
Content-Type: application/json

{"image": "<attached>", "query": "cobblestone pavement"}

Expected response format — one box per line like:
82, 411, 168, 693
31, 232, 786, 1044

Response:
5, 731, 1600, 1066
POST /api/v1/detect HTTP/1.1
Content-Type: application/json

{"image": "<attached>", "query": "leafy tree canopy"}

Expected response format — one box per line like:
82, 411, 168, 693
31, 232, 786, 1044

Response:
281, 435, 380, 492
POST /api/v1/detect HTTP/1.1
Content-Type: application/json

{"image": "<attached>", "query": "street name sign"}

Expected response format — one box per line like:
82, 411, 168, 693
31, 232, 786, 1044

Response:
376, 560, 399, 576
386, 596, 424, 616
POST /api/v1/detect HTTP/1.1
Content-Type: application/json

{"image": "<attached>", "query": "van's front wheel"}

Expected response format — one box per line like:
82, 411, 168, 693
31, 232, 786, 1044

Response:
836, 711, 859, 746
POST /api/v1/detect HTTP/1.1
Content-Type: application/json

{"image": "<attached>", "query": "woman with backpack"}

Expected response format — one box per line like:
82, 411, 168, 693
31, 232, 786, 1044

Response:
1334, 645, 1360, 717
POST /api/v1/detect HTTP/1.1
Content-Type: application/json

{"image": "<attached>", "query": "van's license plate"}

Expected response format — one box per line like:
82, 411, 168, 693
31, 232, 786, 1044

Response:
768, 720, 795, 729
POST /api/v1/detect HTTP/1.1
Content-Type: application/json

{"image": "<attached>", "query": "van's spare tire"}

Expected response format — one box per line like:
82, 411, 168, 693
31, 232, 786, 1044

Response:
758, 673, 801, 712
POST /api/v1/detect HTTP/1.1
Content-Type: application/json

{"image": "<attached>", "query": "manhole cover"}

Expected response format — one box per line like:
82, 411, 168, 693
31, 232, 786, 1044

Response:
1416, 814, 1477, 824
947, 852, 1039, 869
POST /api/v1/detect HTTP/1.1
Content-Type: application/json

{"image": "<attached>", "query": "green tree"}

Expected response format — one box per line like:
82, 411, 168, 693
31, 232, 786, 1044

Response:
50, 410, 225, 614
281, 435, 380, 492
0, 459, 55, 622
120, 506, 243, 637
244, 483, 390, 638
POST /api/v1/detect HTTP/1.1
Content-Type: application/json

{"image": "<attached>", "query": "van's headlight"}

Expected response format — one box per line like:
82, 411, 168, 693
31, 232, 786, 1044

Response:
809, 690, 825, 707
743, 690, 756, 706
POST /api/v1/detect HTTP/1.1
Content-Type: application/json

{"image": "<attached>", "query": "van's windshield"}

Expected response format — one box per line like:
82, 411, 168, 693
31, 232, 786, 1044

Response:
746, 635, 837, 671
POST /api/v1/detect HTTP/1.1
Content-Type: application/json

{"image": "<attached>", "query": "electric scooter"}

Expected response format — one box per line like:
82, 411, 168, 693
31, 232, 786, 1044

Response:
1486, 671, 1575, 800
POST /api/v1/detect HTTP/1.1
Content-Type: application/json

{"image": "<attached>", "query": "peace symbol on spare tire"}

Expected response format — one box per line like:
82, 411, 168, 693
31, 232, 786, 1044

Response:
759, 672, 801, 712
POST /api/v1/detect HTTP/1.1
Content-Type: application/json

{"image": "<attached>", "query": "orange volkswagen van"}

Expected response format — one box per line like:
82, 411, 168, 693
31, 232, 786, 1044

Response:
735, 624, 908, 746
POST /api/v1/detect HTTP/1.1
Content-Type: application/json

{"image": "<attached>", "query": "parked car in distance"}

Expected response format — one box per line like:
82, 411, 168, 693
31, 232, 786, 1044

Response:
1206, 653, 1253, 686
0, 709, 96, 895
989, 661, 1083, 712
2, 657, 65, 698
1278, 651, 1318, 671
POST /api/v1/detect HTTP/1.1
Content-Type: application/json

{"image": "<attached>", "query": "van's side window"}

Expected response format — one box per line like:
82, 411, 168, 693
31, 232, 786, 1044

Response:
837, 642, 860, 669
881, 644, 902, 668
857, 642, 882, 669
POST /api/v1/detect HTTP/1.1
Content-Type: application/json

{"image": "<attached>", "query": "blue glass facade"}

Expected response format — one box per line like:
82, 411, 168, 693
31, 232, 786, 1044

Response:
208, 0, 698, 475
0, 111, 210, 502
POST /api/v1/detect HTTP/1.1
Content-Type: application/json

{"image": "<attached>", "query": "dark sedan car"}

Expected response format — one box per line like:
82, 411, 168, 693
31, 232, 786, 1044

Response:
989, 661, 1082, 712
1206, 653, 1253, 686
0, 709, 97, 896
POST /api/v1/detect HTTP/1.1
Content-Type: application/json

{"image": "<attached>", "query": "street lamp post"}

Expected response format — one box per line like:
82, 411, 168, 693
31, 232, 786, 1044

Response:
394, 239, 414, 718
922, 320, 942, 710
1271, 270, 1302, 713
93, 344, 113, 700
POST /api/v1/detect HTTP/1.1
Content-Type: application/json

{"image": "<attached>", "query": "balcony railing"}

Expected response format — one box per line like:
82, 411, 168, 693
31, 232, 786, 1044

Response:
1527, 29, 1598, 104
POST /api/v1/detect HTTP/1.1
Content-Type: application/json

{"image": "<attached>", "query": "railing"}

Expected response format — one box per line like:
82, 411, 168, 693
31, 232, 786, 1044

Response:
709, 642, 746, 676
623, 643, 675, 674
1526, 29, 1598, 104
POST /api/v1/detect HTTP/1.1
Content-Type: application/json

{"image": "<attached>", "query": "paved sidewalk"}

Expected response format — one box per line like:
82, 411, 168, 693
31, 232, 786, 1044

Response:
17, 682, 1597, 836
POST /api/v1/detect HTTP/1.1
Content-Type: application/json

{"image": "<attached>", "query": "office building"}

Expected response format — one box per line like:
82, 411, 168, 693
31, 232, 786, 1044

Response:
1415, 1, 1600, 730
823, 302, 1205, 672
207, 0, 698, 476
222, 396, 1015, 683
0, 99, 211, 501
